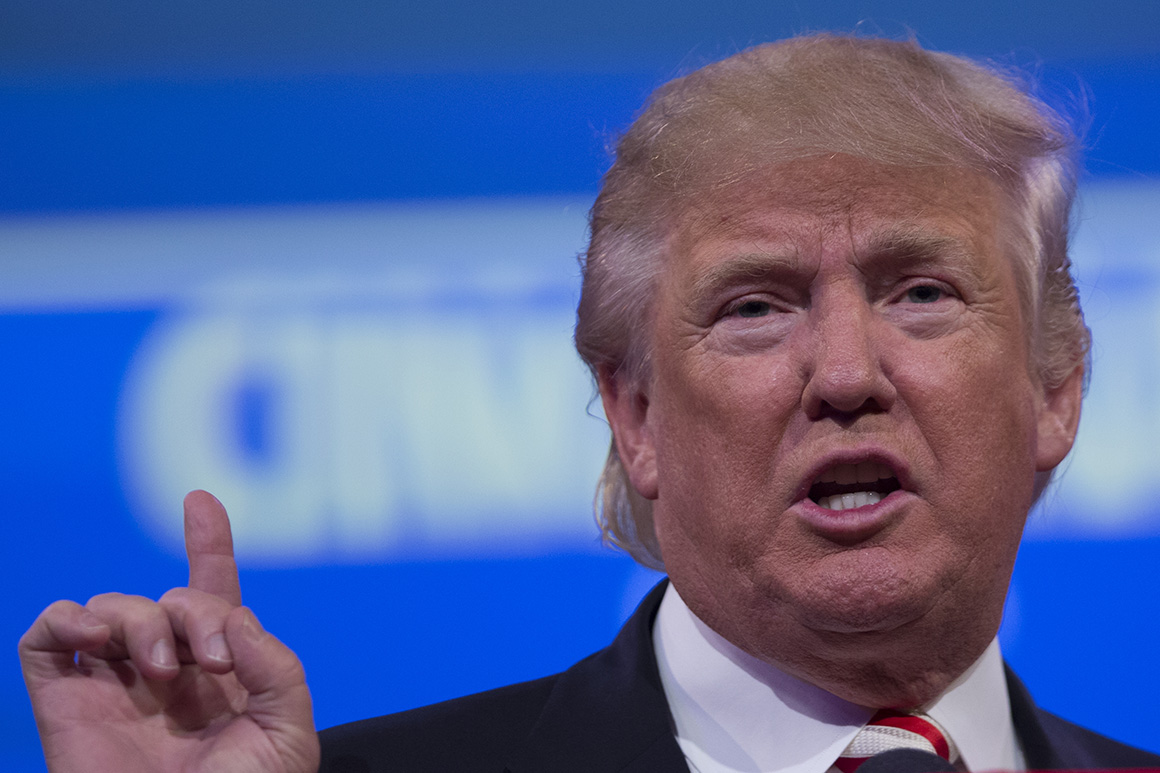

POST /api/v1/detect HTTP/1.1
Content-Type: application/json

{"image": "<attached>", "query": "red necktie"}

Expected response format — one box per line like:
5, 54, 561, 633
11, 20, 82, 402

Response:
834, 710, 958, 773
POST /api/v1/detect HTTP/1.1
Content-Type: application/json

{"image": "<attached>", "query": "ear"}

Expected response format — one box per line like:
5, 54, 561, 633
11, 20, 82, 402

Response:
1035, 361, 1085, 473
597, 366, 659, 500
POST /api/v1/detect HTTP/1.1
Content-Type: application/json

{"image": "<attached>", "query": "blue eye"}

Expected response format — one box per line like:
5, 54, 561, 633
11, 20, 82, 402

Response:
906, 285, 943, 304
736, 300, 772, 317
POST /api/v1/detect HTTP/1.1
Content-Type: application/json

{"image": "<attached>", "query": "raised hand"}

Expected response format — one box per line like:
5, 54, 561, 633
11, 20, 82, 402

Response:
19, 491, 320, 772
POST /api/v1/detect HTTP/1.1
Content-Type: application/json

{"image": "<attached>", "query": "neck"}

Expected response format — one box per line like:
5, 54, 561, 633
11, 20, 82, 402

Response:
674, 577, 1002, 708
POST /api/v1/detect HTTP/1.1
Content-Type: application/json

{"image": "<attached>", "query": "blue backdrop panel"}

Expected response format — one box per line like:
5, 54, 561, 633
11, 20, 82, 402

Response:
2, 61, 1160, 214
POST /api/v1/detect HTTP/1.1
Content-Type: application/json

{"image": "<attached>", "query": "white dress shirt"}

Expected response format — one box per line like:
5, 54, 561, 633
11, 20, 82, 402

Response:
653, 583, 1025, 773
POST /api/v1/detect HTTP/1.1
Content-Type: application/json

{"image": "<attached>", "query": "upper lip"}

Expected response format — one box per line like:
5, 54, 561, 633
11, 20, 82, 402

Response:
793, 447, 913, 505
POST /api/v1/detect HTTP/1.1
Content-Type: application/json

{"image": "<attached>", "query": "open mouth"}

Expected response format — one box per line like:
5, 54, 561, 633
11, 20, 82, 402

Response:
807, 462, 901, 511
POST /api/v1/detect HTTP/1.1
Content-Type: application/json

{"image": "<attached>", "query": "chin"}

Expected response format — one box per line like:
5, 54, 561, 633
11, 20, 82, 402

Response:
793, 592, 932, 635
771, 551, 940, 633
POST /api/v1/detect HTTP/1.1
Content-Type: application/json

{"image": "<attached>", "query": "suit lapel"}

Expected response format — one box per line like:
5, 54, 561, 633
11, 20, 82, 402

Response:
508, 583, 1126, 772
1007, 665, 1160, 769
504, 580, 689, 773
501, 581, 1159, 771
1006, 666, 1068, 770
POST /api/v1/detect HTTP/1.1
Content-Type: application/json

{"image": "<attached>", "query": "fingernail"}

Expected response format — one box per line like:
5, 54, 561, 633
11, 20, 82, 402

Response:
241, 608, 265, 641
151, 639, 177, 669
205, 633, 232, 663
78, 611, 108, 633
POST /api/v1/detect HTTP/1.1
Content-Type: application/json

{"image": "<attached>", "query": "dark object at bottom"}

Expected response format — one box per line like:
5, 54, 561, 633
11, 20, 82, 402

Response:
856, 749, 957, 773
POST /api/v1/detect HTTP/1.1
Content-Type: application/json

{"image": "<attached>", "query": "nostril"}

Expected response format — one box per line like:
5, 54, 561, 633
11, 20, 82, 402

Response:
801, 319, 897, 418
811, 395, 890, 424
802, 356, 897, 419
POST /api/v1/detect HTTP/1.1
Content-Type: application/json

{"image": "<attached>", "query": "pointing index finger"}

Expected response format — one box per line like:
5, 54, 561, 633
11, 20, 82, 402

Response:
184, 490, 242, 607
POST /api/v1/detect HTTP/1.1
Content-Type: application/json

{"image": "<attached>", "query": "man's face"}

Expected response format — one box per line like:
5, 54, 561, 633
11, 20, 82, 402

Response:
603, 155, 1082, 705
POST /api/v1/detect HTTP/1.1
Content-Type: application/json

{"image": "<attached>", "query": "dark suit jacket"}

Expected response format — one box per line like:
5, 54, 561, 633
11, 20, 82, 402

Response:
319, 581, 1160, 772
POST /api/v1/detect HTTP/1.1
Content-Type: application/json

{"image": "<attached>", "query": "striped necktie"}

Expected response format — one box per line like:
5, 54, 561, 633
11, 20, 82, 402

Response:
834, 710, 959, 773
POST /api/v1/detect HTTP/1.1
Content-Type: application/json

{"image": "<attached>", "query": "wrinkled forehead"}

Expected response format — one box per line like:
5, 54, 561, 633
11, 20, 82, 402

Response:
661, 156, 1013, 280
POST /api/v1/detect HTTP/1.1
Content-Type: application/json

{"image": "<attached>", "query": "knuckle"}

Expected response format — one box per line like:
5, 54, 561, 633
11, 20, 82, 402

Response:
17, 625, 38, 652
268, 647, 308, 687
158, 586, 193, 606
42, 598, 83, 619
160, 586, 228, 620
160, 590, 233, 646
86, 592, 163, 628
85, 591, 129, 608
22, 600, 80, 644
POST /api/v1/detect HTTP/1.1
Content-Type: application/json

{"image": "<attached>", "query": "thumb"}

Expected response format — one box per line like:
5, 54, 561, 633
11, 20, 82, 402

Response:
224, 606, 320, 770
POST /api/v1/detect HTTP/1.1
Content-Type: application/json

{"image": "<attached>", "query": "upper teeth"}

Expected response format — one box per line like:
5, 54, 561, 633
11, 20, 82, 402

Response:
816, 462, 893, 485
813, 462, 896, 511
818, 491, 883, 511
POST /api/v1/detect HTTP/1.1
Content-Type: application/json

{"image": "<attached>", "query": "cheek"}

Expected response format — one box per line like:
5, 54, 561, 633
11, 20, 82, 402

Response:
895, 335, 1040, 522
900, 322, 1036, 430
653, 353, 801, 473
660, 347, 801, 422
649, 354, 803, 547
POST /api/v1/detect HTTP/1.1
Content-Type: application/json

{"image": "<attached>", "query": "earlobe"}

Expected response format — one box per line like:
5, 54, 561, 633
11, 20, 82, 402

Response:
597, 367, 660, 500
1035, 362, 1085, 472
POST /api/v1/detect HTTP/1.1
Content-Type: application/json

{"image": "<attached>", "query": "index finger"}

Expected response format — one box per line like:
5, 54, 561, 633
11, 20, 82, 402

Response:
184, 490, 242, 606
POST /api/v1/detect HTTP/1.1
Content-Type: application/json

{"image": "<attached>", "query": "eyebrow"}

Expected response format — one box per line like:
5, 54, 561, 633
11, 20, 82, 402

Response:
685, 251, 807, 307
858, 227, 983, 279
682, 226, 990, 308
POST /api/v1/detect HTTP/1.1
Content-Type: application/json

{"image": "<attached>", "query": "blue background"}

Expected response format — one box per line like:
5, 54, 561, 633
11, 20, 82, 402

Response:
3, 1, 1159, 768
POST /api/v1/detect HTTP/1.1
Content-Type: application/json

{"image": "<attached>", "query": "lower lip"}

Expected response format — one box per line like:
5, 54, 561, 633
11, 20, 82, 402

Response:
793, 489, 913, 543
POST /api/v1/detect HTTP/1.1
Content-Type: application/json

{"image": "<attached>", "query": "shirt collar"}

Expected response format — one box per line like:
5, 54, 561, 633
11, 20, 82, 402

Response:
652, 583, 1023, 773
925, 636, 1024, 771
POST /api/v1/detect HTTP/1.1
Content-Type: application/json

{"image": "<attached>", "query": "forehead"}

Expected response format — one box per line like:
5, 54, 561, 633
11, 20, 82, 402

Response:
668, 155, 1008, 277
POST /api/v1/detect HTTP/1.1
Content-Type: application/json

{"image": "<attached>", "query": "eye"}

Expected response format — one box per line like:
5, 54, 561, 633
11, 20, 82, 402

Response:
735, 300, 772, 318
904, 284, 944, 304
884, 279, 963, 339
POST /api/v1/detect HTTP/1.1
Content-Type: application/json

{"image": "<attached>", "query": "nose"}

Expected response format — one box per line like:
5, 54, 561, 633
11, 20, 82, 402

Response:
801, 290, 897, 421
